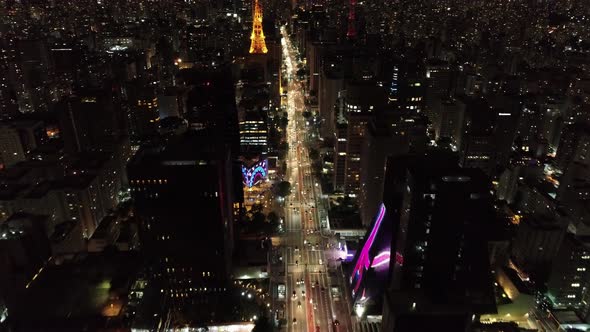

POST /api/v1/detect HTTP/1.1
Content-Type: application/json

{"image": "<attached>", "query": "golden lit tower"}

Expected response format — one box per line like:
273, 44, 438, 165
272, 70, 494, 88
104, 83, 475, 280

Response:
249, 0, 268, 54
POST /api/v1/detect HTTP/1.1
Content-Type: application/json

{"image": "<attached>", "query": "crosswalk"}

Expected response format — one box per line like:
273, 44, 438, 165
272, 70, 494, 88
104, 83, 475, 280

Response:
285, 247, 324, 267
355, 321, 381, 332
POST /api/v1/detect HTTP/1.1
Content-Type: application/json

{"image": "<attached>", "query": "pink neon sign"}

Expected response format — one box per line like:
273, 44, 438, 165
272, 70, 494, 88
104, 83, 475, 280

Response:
370, 251, 390, 269
351, 203, 386, 294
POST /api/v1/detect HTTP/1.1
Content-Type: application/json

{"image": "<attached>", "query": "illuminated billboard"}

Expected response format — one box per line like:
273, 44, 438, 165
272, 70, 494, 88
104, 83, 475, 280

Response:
242, 159, 268, 187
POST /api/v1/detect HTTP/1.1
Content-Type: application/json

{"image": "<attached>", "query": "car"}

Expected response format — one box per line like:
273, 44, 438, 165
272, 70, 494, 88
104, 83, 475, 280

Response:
297, 301, 302, 308
332, 320, 340, 332
293, 318, 297, 325
301, 290, 305, 297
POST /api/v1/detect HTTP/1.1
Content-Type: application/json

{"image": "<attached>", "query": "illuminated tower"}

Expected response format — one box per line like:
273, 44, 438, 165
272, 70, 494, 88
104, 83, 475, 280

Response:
249, 0, 268, 54
346, 0, 357, 39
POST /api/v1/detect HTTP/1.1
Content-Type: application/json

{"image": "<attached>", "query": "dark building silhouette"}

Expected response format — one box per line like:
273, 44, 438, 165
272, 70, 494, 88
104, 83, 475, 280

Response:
57, 86, 123, 154
379, 152, 497, 331
128, 130, 240, 319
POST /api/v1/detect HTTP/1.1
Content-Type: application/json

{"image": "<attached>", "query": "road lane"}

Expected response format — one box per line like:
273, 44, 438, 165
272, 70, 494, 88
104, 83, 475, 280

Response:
277, 25, 353, 332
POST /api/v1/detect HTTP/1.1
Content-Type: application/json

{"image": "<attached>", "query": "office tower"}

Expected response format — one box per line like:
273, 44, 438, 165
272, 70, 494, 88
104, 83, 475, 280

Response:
307, 41, 324, 94
556, 123, 590, 174
496, 166, 521, 204
333, 93, 348, 193
380, 155, 497, 331
15, 39, 52, 113
436, 99, 466, 145
459, 99, 496, 174
511, 215, 566, 280
424, 59, 451, 126
0, 37, 19, 118
398, 62, 425, 115
126, 82, 160, 143
514, 103, 542, 156
425, 60, 451, 101
491, 98, 521, 168
348, 151, 495, 323
57, 87, 121, 154
359, 112, 427, 226
318, 54, 345, 138
239, 108, 269, 156
338, 80, 387, 195
128, 130, 239, 320
157, 87, 182, 119
546, 234, 590, 319
539, 97, 566, 154
556, 123, 590, 226
185, 69, 240, 158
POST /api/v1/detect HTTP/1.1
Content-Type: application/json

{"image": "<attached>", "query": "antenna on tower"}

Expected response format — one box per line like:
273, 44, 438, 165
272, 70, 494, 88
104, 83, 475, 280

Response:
346, 0, 357, 39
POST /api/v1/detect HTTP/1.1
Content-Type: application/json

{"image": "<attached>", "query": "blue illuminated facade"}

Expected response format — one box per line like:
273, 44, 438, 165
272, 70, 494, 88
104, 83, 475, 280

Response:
241, 159, 268, 187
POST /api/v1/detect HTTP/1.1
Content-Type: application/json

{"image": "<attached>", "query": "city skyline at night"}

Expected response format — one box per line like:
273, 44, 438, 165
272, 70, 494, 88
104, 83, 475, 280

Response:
1, 1, 590, 332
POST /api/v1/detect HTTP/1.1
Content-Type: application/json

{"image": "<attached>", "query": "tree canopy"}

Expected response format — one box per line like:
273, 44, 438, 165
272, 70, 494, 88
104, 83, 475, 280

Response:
276, 181, 291, 197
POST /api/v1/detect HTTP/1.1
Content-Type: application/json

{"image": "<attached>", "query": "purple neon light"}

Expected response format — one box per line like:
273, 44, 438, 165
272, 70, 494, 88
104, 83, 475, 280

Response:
351, 203, 386, 294
370, 251, 390, 269
242, 160, 268, 187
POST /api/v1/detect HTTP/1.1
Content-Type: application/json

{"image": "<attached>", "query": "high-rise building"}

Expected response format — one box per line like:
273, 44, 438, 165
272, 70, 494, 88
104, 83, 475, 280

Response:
347, 151, 496, 324
128, 130, 240, 319
15, 39, 53, 113
359, 112, 427, 226
339, 80, 387, 195
318, 56, 345, 138
157, 87, 182, 119
398, 62, 425, 115
491, 98, 521, 168
57, 87, 121, 154
0, 121, 46, 168
238, 109, 268, 156
185, 69, 240, 158
556, 123, 590, 173
0, 154, 121, 242
436, 99, 465, 145
459, 98, 497, 174
511, 215, 566, 279
380, 154, 497, 331
125, 82, 160, 143
424, 59, 451, 125
334, 94, 348, 192
546, 234, 590, 319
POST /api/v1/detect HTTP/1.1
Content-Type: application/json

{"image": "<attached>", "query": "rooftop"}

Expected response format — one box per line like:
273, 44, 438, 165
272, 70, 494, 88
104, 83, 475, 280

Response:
7, 251, 141, 330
